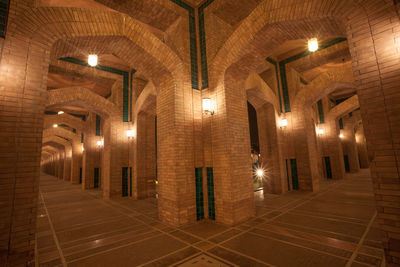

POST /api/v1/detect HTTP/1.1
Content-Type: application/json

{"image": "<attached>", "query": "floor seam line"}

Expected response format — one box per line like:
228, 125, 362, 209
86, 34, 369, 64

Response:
40, 191, 68, 267
345, 211, 378, 267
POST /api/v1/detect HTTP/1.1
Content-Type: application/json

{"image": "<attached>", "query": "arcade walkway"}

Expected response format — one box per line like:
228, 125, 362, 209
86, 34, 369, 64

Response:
36, 170, 384, 267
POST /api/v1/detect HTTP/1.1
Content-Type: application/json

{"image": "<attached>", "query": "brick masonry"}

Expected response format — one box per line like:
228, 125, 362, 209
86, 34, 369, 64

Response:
0, 0, 400, 266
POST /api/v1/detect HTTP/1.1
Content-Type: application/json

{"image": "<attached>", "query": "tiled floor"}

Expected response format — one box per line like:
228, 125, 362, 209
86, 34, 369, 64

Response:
36, 169, 385, 267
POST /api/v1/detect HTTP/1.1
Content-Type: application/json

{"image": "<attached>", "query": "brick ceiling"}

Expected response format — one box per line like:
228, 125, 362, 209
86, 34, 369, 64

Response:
43, 1, 354, 113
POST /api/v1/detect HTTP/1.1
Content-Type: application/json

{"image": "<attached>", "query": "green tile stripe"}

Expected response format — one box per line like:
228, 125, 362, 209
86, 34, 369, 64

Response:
94, 167, 100, 188
274, 37, 347, 113
56, 135, 70, 141
339, 118, 344, 129
206, 167, 215, 220
266, 57, 283, 112
198, 0, 214, 89
290, 158, 299, 190
95, 114, 101, 136
81, 133, 84, 143
59, 57, 135, 122
130, 70, 136, 121
45, 110, 86, 121
300, 77, 308, 85
170, 0, 199, 90
324, 156, 332, 179
122, 167, 128, 197
129, 167, 132, 197
317, 100, 324, 123
0, 0, 9, 38
58, 123, 77, 133
195, 167, 204, 220
285, 159, 290, 191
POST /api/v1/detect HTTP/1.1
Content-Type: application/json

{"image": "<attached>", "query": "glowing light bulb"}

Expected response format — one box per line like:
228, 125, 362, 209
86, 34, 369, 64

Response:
88, 54, 98, 67
256, 169, 264, 177
202, 98, 214, 115
126, 130, 134, 138
58, 111, 64, 115
53, 124, 58, 128
308, 38, 318, 52
317, 128, 324, 135
96, 140, 104, 147
280, 118, 288, 127
81, 145, 85, 152
339, 133, 344, 139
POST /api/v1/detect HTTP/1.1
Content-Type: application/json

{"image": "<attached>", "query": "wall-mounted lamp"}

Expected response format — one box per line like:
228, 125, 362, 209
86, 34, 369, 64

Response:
53, 124, 58, 128
256, 169, 264, 178
279, 118, 288, 128
88, 54, 98, 67
57, 111, 64, 115
96, 139, 104, 147
317, 128, 324, 135
339, 133, 344, 139
308, 38, 318, 52
202, 98, 214, 115
81, 145, 85, 152
126, 130, 135, 139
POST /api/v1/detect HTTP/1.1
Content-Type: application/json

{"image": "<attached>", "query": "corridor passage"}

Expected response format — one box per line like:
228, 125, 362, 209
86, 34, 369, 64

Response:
36, 170, 384, 267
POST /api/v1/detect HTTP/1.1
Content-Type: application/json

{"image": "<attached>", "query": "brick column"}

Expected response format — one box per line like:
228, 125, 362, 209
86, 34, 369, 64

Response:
70, 141, 82, 184
257, 103, 285, 194
290, 107, 321, 191
0, 22, 45, 267
347, 3, 400, 264
320, 120, 345, 180
210, 76, 255, 225
63, 146, 72, 182
82, 113, 102, 189
342, 116, 360, 173
157, 77, 195, 225
135, 112, 156, 199
102, 116, 125, 198
355, 124, 369, 169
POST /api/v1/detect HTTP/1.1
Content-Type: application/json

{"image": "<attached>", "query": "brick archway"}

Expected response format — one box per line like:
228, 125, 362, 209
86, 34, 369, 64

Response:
245, 72, 285, 194
47, 86, 119, 118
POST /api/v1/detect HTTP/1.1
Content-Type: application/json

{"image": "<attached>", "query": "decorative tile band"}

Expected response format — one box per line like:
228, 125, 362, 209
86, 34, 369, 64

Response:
170, 0, 199, 90
198, 0, 214, 89
266, 57, 283, 112
130, 70, 136, 122
0, 0, 9, 38
45, 110, 86, 121
317, 100, 324, 123
96, 115, 101, 136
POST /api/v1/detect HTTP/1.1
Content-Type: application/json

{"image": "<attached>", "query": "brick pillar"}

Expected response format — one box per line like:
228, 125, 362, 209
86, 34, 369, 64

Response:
102, 116, 124, 198
211, 76, 255, 225
355, 124, 369, 169
342, 116, 360, 173
157, 78, 195, 225
58, 151, 65, 179
70, 141, 82, 184
347, 3, 400, 264
257, 103, 285, 194
0, 15, 45, 267
321, 120, 345, 180
290, 107, 321, 191
82, 113, 101, 189
135, 112, 156, 199
63, 146, 72, 182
